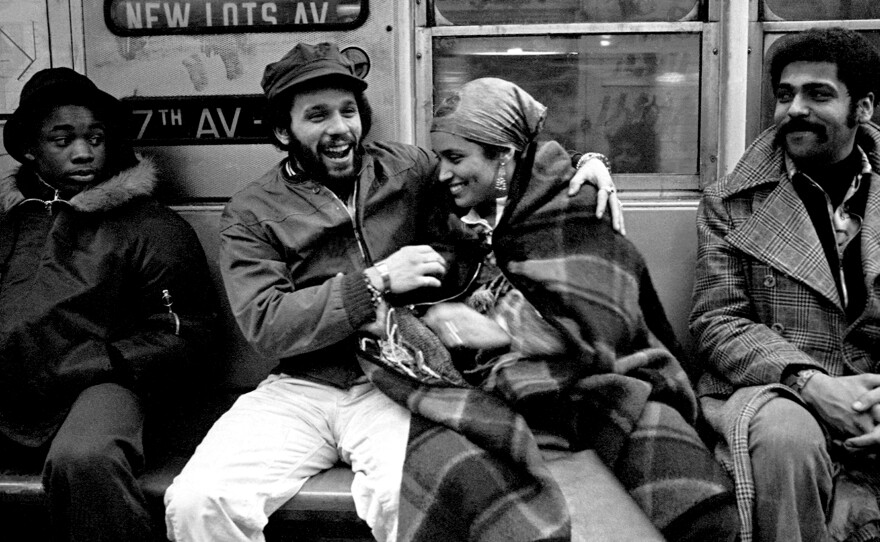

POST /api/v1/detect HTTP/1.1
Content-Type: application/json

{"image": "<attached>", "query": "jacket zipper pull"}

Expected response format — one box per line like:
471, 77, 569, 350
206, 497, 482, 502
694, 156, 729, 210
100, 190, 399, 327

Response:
162, 289, 181, 335
45, 190, 61, 215
43, 190, 64, 215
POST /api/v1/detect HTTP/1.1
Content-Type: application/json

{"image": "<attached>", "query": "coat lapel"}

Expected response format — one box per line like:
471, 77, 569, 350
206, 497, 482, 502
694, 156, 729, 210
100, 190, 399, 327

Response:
726, 171, 841, 309
861, 170, 880, 305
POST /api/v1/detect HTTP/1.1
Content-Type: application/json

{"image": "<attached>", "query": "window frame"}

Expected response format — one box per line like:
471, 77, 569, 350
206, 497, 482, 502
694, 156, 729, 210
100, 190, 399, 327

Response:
416, 20, 720, 196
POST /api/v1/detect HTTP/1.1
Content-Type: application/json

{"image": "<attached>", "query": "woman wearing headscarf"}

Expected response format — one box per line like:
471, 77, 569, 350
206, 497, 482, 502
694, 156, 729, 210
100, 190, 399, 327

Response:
358, 78, 738, 541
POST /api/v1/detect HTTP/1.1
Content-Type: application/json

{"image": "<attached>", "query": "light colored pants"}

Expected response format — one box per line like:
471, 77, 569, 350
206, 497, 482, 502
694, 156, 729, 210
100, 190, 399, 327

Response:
164, 375, 410, 542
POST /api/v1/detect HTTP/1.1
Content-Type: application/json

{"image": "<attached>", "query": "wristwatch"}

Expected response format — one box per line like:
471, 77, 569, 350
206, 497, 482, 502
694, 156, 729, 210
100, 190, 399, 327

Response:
789, 369, 822, 394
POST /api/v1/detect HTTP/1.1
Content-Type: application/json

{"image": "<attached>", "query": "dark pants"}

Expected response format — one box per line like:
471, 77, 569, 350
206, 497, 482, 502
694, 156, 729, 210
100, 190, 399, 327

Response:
3, 383, 154, 542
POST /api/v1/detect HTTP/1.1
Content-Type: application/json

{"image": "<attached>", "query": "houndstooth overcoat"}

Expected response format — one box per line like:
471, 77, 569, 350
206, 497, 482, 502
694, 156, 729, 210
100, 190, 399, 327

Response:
689, 121, 880, 541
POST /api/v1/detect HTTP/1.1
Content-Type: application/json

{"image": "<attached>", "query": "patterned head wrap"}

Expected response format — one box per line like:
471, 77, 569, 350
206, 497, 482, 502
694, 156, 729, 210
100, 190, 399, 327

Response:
431, 78, 547, 152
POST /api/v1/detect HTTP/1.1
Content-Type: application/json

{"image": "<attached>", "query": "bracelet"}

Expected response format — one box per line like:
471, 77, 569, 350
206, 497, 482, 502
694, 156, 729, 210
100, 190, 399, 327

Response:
375, 262, 392, 294
576, 152, 611, 173
362, 271, 383, 308
790, 368, 822, 394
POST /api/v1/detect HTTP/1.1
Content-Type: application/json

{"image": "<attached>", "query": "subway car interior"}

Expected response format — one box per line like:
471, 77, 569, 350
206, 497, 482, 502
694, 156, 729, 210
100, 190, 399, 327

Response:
1, 0, 880, 540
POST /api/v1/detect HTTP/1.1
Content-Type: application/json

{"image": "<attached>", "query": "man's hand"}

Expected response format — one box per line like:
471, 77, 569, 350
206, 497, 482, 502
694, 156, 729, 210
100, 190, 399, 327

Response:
371, 245, 447, 294
567, 157, 625, 235
843, 374, 880, 449
801, 373, 880, 446
360, 299, 389, 338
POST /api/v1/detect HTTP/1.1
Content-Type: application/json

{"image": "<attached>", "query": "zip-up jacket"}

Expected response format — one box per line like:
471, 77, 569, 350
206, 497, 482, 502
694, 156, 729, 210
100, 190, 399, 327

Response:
0, 159, 217, 446
219, 141, 479, 387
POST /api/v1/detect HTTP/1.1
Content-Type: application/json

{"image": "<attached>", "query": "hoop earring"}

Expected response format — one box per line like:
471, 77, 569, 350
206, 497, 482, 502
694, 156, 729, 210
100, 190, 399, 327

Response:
494, 160, 508, 193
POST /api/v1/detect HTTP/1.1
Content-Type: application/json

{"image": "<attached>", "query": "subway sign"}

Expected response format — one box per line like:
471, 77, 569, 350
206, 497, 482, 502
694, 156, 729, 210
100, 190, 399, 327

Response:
106, 0, 368, 35
124, 96, 269, 145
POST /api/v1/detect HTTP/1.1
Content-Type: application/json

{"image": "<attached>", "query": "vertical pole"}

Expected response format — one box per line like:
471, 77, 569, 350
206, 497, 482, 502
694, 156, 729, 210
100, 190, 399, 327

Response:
717, 0, 753, 177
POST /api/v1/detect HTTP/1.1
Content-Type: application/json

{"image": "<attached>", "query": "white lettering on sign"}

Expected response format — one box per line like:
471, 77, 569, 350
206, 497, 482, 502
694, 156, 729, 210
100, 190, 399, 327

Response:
241, 2, 257, 25
164, 3, 191, 27
197, 109, 220, 138
122, 1, 327, 29
294, 2, 327, 24
158, 109, 184, 125
196, 108, 242, 138
262, 3, 277, 24
145, 2, 161, 27
222, 3, 238, 25
133, 110, 153, 140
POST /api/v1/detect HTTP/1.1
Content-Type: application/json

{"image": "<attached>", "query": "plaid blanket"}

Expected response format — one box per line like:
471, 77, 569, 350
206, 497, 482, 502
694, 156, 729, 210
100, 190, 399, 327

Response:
360, 141, 734, 541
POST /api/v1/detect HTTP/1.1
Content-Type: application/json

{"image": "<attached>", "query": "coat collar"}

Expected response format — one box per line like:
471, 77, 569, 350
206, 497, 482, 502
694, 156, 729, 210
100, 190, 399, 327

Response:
721, 122, 880, 310
0, 158, 157, 214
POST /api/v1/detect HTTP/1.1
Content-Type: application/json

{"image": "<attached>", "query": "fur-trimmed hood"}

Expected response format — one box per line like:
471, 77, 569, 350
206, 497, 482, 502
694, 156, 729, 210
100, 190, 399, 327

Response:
0, 158, 157, 214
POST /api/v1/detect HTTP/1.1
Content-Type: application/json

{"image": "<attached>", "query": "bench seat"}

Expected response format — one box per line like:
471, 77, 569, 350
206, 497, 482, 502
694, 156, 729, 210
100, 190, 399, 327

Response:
0, 447, 663, 541
0, 206, 677, 541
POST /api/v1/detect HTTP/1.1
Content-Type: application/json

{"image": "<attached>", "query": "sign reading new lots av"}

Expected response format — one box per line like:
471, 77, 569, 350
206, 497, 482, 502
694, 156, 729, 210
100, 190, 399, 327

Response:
105, 0, 367, 35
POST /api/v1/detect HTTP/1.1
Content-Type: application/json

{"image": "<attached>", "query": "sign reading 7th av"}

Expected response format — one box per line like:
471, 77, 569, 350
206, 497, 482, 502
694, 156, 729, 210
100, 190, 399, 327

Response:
125, 96, 269, 145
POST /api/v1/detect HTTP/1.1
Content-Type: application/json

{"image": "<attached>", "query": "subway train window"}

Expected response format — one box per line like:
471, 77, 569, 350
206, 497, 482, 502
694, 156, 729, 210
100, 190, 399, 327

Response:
432, 0, 701, 24
761, 0, 880, 20
432, 34, 701, 176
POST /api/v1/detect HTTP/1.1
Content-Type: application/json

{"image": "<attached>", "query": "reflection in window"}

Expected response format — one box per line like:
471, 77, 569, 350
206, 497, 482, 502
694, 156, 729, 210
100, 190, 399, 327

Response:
762, 0, 880, 21
760, 31, 880, 130
433, 34, 700, 174
433, 0, 700, 25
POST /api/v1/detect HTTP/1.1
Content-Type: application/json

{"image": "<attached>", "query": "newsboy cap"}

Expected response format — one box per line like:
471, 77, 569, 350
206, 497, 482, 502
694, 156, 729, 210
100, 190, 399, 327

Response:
261, 42, 367, 103
3, 67, 124, 164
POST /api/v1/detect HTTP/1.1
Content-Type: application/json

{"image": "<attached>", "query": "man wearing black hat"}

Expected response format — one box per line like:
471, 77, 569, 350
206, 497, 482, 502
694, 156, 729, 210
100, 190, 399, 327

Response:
164, 42, 616, 542
0, 67, 216, 541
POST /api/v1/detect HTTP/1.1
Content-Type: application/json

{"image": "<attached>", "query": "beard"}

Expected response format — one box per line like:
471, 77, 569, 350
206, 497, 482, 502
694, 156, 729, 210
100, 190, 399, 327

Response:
290, 135, 362, 186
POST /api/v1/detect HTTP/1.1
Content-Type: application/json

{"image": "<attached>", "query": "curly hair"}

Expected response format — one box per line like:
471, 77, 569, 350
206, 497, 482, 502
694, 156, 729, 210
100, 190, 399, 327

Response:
770, 27, 880, 104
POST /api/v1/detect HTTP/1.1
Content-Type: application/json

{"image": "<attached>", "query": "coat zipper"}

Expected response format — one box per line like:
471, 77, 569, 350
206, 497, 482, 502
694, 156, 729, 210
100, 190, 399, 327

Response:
319, 181, 371, 265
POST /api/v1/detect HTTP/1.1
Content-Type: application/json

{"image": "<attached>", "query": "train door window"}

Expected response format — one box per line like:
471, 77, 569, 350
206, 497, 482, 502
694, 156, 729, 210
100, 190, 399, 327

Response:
420, 20, 716, 193
433, 34, 700, 177
761, 0, 880, 21
432, 0, 702, 24
0, 1, 54, 174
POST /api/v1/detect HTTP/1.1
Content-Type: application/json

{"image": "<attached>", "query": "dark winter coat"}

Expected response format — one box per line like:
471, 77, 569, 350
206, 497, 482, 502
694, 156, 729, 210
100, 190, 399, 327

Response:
0, 159, 216, 446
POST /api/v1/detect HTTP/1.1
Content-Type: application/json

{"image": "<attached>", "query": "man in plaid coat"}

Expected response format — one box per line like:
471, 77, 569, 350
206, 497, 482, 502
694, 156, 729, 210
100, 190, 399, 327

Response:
691, 27, 880, 542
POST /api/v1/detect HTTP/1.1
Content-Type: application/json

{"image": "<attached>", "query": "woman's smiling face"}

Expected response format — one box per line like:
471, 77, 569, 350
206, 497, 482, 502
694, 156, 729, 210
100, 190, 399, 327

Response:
431, 131, 500, 211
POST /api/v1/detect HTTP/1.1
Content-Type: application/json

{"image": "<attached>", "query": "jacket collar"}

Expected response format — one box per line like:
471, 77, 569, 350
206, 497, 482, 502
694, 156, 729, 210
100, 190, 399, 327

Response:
0, 158, 157, 214
722, 123, 880, 310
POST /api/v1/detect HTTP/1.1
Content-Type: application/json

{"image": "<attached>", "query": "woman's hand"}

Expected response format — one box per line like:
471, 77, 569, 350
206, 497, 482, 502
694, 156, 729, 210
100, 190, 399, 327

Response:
568, 156, 625, 235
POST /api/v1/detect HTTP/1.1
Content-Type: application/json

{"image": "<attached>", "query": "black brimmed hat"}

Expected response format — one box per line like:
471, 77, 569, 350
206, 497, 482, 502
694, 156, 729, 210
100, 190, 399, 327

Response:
3, 68, 124, 164
261, 42, 367, 103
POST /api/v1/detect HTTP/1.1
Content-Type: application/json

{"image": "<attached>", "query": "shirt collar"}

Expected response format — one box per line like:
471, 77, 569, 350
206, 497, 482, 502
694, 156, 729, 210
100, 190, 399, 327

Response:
459, 197, 508, 231
784, 144, 872, 186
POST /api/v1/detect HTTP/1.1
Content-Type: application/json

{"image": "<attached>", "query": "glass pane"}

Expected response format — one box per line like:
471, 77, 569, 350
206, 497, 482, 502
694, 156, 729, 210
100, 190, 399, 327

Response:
762, 0, 880, 21
433, 34, 701, 174
759, 31, 880, 130
433, 0, 700, 25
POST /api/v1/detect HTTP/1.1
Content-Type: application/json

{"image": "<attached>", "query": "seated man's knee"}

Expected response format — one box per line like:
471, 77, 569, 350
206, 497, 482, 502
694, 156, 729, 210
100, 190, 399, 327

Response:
165, 478, 265, 538
749, 397, 829, 467
44, 436, 130, 485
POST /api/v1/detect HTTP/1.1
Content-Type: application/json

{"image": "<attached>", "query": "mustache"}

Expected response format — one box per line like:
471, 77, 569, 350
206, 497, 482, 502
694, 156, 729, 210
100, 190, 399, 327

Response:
778, 119, 827, 138
319, 136, 357, 149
